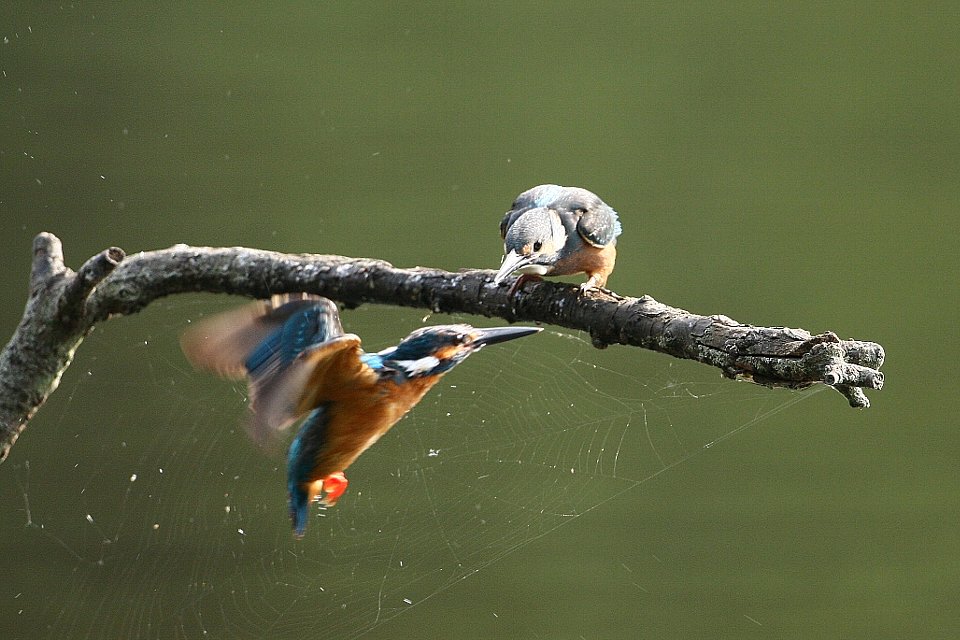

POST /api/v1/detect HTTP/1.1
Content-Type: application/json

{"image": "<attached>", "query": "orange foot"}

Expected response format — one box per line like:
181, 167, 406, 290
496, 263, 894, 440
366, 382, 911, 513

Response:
319, 471, 349, 507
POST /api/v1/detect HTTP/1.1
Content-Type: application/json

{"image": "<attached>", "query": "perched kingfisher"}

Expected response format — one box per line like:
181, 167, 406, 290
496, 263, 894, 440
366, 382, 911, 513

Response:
494, 184, 622, 292
181, 294, 540, 537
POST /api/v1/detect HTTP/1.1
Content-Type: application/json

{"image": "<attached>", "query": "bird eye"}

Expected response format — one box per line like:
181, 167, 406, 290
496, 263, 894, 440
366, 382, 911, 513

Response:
533, 241, 543, 252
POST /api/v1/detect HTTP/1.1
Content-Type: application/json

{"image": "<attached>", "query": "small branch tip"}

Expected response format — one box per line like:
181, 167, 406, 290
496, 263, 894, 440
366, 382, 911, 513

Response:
836, 385, 870, 409
77, 247, 124, 284
30, 232, 66, 286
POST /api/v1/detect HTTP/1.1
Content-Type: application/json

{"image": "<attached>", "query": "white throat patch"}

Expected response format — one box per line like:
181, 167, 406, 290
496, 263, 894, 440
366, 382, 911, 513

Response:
393, 356, 441, 376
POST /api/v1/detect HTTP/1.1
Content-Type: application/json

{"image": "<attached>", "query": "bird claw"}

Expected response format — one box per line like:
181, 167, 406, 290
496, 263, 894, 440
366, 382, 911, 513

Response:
579, 283, 619, 297
579, 273, 608, 292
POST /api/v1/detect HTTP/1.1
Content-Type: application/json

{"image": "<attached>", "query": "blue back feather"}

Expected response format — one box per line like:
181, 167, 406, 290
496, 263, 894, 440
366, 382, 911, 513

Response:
360, 352, 386, 371
533, 184, 565, 207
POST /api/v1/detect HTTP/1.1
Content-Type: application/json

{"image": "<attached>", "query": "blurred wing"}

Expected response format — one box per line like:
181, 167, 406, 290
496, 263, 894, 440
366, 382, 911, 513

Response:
247, 335, 371, 444
181, 294, 341, 379
576, 206, 622, 247
243, 296, 344, 375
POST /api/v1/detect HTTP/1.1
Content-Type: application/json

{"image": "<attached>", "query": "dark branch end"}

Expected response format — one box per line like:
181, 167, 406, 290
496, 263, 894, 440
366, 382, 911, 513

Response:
59, 246, 126, 325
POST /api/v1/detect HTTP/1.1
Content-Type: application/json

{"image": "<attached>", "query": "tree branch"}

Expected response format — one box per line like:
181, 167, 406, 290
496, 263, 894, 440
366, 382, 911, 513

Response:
0, 233, 885, 463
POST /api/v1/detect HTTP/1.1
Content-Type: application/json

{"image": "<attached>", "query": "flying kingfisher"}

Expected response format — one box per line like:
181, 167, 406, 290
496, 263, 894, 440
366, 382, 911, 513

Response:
494, 184, 622, 292
181, 294, 540, 537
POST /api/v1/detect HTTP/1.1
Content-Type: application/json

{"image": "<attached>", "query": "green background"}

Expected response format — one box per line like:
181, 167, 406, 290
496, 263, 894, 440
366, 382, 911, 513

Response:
2, 2, 957, 638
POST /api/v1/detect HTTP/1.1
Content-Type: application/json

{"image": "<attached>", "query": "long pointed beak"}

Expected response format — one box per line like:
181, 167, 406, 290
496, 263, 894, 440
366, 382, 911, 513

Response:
471, 325, 542, 347
493, 250, 534, 285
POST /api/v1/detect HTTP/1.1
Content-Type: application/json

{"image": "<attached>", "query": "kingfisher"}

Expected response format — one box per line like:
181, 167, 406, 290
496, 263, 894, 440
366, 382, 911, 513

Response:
493, 184, 622, 292
181, 294, 540, 537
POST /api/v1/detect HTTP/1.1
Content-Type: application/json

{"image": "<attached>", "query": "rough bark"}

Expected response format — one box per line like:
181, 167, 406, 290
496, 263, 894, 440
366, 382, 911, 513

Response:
0, 233, 885, 463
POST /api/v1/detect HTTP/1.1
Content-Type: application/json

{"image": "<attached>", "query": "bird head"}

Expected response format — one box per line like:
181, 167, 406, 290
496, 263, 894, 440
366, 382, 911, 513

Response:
495, 211, 564, 283
378, 324, 541, 379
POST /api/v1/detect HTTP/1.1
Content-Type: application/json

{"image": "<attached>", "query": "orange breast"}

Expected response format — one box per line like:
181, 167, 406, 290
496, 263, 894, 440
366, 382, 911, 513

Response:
549, 243, 616, 279
309, 375, 441, 479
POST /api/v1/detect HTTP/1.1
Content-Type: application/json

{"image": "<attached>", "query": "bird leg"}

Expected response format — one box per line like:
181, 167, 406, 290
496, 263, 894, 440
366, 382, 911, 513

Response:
580, 269, 611, 292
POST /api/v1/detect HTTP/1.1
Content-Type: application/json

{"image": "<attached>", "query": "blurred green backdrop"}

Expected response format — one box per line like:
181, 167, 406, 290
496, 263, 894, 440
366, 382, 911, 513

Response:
2, 2, 957, 639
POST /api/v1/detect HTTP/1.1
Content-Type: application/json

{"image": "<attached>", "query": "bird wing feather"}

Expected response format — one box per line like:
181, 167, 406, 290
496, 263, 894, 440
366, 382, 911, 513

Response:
247, 335, 368, 444
181, 294, 341, 379
576, 206, 622, 247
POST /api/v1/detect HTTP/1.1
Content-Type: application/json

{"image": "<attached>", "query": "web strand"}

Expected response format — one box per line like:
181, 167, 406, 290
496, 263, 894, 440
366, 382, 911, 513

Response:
6, 300, 820, 639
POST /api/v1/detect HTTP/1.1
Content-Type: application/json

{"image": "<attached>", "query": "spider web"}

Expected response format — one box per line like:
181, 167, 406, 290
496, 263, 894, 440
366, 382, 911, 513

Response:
1, 298, 819, 639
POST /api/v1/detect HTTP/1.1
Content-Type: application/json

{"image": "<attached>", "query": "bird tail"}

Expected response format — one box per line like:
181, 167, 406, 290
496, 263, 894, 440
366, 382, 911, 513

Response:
286, 408, 329, 538
289, 484, 311, 539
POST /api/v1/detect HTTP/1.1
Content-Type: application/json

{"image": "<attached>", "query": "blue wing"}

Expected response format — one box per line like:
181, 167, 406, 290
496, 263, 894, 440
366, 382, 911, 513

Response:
182, 294, 350, 444
244, 296, 344, 375
182, 294, 342, 378
243, 297, 355, 444
244, 297, 343, 418
576, 204, 621, 247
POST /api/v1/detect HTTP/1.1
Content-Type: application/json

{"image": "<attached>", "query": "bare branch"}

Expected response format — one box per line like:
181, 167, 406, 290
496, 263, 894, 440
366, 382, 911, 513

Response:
0, 233, 885, 463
